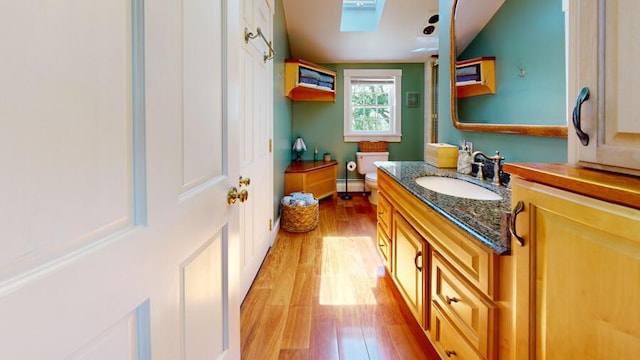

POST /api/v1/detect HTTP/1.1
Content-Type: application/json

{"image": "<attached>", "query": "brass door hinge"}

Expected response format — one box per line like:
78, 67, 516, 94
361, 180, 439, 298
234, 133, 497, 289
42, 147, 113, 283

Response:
269, 218, 273, 231
269, 139, 272, 153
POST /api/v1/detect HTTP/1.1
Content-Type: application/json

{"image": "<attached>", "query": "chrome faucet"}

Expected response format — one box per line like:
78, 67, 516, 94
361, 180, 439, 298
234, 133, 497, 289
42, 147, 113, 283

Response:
471, 150, 505, 186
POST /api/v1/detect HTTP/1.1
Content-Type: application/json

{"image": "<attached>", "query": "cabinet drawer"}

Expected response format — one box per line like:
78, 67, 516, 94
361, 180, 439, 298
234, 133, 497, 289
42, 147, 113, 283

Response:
376, 228, 391, 272
377, 192, 392, 236
305, 165, 335, 185
431, 252, 497, 359
426, 222, 496, 297
431, 308, 482, 360
307, 179, 336, 199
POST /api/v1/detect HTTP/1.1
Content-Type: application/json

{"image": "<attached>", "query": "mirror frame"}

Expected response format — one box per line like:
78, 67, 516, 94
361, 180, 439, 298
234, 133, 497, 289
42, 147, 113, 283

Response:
449, 0, 568, 137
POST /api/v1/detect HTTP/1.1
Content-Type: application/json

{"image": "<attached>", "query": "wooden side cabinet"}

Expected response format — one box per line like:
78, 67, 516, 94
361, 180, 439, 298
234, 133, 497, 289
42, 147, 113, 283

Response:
510, 176, 640, 359
284, 160, 337, 200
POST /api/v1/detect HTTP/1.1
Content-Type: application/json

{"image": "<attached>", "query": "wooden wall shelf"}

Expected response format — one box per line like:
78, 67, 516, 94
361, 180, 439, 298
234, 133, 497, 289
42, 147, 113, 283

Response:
456, 56, 496, 98
284, 59, 336, 102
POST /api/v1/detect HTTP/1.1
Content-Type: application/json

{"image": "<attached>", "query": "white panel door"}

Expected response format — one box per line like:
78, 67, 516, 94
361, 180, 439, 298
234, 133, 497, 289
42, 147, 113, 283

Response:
0, 0, 242, 358
239, 0, 274, 300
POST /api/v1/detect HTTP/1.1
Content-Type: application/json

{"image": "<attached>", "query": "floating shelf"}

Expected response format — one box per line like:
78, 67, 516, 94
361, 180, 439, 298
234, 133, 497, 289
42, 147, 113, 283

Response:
456, 56, 496, 98
285, 59, 336, 102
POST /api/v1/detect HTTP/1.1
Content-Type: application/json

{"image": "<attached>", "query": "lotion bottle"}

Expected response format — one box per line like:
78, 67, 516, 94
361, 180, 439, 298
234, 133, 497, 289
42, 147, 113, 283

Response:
457, 145, 472, 174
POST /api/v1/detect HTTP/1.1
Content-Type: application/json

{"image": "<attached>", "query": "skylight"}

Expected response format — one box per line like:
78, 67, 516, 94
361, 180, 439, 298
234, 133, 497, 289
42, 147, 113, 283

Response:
342, 0, 377, 9
340, 0, 386, 32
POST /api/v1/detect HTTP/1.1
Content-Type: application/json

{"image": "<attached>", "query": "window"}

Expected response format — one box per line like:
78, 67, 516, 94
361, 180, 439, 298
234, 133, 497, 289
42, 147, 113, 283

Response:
343, 69, 402, 142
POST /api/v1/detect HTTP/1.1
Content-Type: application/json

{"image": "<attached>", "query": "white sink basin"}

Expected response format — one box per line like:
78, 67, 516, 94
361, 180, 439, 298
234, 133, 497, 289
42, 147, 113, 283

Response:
415, 176, 502, 201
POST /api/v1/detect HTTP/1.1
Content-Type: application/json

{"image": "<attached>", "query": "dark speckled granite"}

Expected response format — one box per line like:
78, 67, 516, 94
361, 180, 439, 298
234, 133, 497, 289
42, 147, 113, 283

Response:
377, 161, 511, 255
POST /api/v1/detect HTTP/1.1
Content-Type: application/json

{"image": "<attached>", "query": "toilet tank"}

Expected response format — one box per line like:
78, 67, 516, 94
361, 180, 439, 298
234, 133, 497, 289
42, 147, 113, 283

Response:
355, 152, 389, 175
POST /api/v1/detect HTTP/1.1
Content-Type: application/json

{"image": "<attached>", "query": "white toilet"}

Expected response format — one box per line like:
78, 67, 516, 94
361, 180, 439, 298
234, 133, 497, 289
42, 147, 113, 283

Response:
356, 151, 390, 205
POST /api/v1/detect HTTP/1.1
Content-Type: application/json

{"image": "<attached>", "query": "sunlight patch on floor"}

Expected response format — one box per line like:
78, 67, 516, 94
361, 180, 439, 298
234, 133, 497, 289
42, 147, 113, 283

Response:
319, 236, 379, 306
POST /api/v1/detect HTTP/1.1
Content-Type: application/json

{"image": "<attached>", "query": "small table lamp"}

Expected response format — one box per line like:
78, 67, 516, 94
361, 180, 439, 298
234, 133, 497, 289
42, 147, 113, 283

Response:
292, 136, 307, 161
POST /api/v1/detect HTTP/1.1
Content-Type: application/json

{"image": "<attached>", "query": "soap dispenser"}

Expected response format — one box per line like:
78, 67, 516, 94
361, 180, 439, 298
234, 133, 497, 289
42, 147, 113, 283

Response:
457, 145, 472, 174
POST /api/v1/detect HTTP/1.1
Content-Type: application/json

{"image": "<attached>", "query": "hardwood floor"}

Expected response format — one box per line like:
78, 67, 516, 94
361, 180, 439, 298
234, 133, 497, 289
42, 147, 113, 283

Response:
241, 194, 440, 359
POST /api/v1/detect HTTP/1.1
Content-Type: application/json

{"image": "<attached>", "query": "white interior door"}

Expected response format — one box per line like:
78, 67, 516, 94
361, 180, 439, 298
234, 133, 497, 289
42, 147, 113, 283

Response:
0, 0, 242, 358
239, 0, 275, 300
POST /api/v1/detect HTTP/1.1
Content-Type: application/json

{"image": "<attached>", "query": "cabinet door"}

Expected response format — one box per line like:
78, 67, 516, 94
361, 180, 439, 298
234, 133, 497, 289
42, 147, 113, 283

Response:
377, 192, 393, 237
569, 0, 640, 174
377, 228, 392, 272
511, 178, 640, 359
392, 211, 426, 328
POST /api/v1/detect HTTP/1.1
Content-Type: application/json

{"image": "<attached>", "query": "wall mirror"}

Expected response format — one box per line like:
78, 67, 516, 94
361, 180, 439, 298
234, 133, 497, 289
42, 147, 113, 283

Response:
449, 0, 568, 137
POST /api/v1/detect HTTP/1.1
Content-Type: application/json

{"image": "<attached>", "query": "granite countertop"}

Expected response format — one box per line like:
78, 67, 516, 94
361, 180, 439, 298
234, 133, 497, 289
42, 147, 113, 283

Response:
377, 161, 512, 255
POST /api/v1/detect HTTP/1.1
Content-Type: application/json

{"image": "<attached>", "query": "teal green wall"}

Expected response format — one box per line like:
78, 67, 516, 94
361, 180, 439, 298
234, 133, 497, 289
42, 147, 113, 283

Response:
273, 0, 293, 220
457, 0, 565, 126
292, 63, 425, 179
438, 0, 567, 163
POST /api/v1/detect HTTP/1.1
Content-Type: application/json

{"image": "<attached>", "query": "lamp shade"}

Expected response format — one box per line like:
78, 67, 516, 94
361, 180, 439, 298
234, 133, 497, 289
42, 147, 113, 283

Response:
292, 137, 307, 152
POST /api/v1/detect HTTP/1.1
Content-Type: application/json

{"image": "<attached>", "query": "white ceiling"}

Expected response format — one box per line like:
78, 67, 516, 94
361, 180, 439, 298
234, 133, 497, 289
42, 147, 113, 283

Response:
281, 0, 505, 64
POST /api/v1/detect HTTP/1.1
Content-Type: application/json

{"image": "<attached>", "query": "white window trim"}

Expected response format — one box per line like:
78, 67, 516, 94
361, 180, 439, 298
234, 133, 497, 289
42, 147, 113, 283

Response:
343, 69, 402, 142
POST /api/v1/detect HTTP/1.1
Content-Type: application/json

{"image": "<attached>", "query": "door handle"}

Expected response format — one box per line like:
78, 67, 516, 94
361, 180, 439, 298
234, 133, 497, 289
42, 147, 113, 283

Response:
572, 87, 590, 146
228, 187, 249, 205
510, 201, 525, 246
414, 251, 422, 272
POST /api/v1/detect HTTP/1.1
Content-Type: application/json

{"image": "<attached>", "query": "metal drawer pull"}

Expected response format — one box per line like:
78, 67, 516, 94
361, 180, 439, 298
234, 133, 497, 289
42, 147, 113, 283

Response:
572, 87, 590, 146
445, 295, 459, 304
445, 349, 457, 357
510, 201, 525, 246
414, 251, 422, 272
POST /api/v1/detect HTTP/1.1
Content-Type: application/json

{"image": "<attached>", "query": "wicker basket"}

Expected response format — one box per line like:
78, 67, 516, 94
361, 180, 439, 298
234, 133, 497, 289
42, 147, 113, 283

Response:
281, 200, 319, 232
359, 141, 388, 152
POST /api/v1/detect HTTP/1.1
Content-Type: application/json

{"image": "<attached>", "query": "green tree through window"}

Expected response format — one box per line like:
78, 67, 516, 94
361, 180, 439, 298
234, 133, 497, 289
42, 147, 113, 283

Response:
351, 84, 391, 131
343, 69, 402, 142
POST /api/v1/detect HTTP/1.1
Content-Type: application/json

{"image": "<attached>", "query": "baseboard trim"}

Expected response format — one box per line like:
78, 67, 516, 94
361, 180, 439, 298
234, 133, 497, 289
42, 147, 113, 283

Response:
271, 217, 280, 246
337, 179, 366, 192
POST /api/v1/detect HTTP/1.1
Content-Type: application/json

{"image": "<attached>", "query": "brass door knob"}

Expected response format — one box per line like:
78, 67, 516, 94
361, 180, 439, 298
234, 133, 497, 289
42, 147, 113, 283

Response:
228, 187, 250, 205
238, 189, 249, 202
228, 187, 239, 205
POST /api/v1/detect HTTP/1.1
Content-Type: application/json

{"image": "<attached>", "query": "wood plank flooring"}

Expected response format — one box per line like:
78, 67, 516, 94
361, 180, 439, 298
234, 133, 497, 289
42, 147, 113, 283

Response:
241, 194, 440, 359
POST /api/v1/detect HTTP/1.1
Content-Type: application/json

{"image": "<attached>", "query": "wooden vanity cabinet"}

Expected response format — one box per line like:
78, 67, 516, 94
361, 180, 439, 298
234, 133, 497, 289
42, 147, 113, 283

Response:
377, 169, 503, 359
509, 176, 640, 359
568, 0, 640, 175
